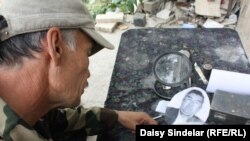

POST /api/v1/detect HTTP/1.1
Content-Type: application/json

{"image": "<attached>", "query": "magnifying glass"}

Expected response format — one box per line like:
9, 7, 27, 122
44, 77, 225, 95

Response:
153, 51, 192, 100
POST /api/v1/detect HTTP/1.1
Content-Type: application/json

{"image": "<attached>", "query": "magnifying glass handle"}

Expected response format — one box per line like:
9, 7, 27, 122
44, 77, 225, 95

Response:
153, 115, 163, 120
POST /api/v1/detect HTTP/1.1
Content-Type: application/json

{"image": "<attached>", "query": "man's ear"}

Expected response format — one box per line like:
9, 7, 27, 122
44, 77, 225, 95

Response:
43, 27, 64, 65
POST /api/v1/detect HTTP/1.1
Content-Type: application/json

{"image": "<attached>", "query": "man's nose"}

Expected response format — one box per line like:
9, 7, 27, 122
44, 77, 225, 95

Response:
188, 102, 194, 107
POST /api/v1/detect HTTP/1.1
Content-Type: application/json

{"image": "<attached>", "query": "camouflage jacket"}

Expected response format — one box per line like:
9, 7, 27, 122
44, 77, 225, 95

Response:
0, 98, 118, 141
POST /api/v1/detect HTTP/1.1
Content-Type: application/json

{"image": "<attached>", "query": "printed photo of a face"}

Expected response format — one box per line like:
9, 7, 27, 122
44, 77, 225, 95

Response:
180, 90, 204, 117
164, 87, 210, 125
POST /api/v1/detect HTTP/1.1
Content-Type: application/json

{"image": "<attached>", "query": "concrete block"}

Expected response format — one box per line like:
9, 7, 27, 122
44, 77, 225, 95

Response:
133, 13, 146, 27
95, 23, 117, 33
96, 13, 124, 23
143, 0, 163, 14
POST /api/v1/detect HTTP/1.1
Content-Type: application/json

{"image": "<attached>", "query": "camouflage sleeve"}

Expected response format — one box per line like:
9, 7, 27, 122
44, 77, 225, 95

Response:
44, 106, 118, 136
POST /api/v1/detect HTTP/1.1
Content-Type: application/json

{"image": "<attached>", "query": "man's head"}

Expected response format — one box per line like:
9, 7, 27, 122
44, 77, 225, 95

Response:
0, 0, 113, 108
180, 90, 204, 117
0, 0, 113, 54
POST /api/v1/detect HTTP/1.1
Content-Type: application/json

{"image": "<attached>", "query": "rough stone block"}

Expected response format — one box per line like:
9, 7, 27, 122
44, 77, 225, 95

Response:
96, 13, 124, 23
95, 23, 117, 33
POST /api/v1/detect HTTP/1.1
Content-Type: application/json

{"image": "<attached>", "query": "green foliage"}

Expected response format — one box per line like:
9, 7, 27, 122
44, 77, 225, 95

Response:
83, 1, 109, 18
120, 0, 137, 14
83, 0, 140, 18
112, 0, 121, 4
82, 0, 90, 3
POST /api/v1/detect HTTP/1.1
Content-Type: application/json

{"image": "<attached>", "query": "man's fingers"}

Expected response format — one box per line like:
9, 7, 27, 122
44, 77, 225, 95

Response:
140, 112, 158, 125
148, 119, 158, 125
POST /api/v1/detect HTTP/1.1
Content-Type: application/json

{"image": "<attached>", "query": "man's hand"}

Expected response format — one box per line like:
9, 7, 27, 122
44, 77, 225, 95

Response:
116, 111, 157, 132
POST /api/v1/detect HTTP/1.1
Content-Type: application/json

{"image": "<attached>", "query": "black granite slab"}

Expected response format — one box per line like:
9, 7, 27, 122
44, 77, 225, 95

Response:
97, 28, 250, 141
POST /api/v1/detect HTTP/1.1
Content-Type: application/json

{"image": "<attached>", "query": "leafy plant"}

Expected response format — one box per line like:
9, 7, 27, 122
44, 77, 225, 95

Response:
113, 0, 137, 14
83, 0, 140, 18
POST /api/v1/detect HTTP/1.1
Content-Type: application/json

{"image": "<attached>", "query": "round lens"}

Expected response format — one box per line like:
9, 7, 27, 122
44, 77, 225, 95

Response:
154, 52, 192, 86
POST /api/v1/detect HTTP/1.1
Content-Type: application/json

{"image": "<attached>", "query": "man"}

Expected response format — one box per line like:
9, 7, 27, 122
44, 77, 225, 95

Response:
0, 0, 157, 140
165, 90, 204, 125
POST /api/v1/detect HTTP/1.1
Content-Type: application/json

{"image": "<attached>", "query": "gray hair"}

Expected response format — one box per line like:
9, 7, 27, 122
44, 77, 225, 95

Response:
0, 29, 76, 66
185, 90, 204, 103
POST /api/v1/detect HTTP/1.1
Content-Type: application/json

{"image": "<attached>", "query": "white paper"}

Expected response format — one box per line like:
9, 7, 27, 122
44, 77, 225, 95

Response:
155, 100, 169, 114
156, 9, 171, 20
203, 19, 224, 28
206, 69, 250, 95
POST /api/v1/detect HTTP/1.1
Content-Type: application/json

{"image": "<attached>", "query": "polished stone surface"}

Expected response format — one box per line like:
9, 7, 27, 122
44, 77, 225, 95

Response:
97, 28, 250, 141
